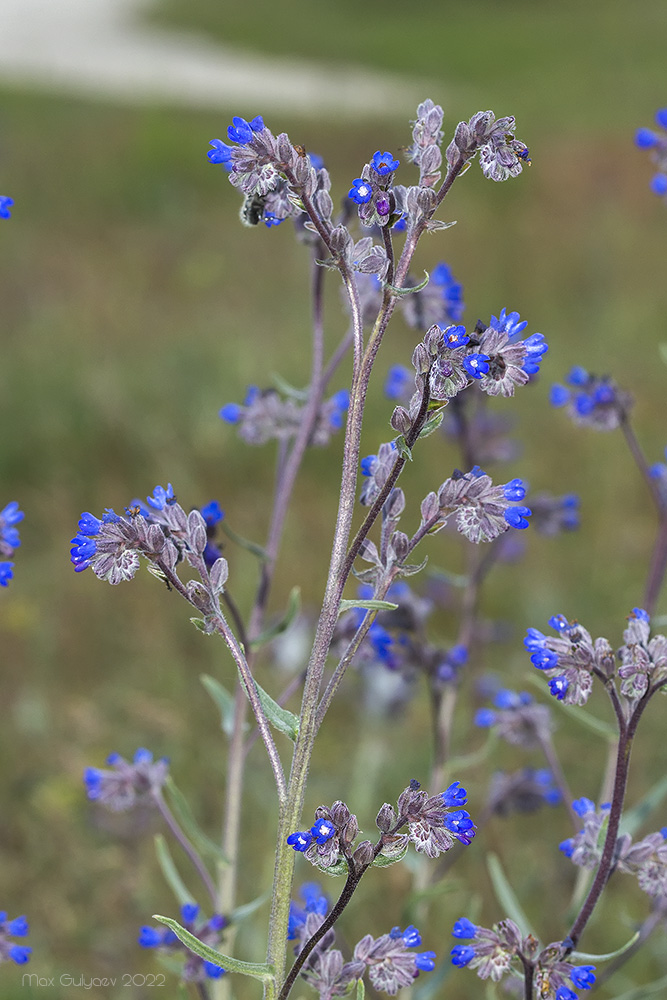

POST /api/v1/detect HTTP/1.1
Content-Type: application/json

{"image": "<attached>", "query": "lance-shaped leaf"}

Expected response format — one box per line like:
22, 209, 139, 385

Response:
253, 680, 299, 742
486, 853, 534, 939
249, 587, 301, 651
152, 915, 275, 981
201, 674, 238, 738
571, 930, 640, 962
418, 412, 444, 439
220, 520, 269, 562
384, 270, 430, 296
338, 599, 398, 615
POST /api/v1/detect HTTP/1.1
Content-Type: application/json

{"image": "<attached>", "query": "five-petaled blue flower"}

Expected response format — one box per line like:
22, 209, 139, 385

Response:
348, 179, 373, 204
371, 150, 400, 175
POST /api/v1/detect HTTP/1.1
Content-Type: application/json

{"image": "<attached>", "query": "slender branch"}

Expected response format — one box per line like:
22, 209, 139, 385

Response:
536, 732, 578, 831
643, 513, 667, 617
620, 412, 662, 512
153, 790, 218, 906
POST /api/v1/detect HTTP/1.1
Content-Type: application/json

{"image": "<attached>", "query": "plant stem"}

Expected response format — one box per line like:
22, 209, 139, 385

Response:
153, 791, 218, 906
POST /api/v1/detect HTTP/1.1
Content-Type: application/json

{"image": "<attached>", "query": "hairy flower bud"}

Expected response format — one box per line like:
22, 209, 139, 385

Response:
352, 840, 375, 870
376, 803, 396, 832
390, 406, 412, 435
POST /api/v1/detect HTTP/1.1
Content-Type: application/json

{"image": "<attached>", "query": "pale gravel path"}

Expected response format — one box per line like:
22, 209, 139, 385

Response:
0, 0, 431, 116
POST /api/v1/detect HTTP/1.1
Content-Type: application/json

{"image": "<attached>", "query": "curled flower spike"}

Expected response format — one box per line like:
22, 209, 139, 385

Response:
0, 911, 32, 965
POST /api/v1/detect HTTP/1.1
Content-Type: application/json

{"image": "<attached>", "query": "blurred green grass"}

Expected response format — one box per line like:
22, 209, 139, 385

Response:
1, 1, 667, 996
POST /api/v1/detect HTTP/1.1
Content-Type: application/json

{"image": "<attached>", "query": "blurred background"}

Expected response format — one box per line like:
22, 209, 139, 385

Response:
2, 0, 667, 996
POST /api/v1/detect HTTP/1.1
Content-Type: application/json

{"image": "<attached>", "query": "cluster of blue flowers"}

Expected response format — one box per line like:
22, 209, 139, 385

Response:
0, 501, 24, 587
0, 911, 31, 966
139, 903, 226, 982
635, 108, 667, 197
550, 366, 628, 430
207, 115, 265, 171
287, 817, 336, 854
84, 747, 169, 811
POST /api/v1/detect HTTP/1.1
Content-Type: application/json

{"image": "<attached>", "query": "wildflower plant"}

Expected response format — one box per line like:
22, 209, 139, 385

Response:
68, 98, 667, 1000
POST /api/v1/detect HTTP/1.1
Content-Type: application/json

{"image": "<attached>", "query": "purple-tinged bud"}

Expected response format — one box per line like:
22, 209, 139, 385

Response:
454, 121, 475, 152
412, 343, 432, 373
390, 406, 412, 436
389, 531, 409, 562
376, 803, 396, 832
209, 557, 229, 593
385, 488, 406, 519
352, 840, 375, 869
424, 325, 443, 356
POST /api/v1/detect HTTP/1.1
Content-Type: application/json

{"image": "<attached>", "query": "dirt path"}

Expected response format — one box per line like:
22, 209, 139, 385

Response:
0, 0, 428, 116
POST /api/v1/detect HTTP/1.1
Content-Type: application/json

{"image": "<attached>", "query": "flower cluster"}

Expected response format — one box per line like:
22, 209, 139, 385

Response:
288, 885, 435, 998
528, 491, 580, 536
139, 903, 226, 983
220, 386, 349, 445
474, 688, 552, 748
0, 196, 12, 219
418, 467, 533, 543
526, 608, 667, 705
84, 748, 169, 811
525, 613, 616, 705
550, 367, 632, 430
559, 798, 611, 869
71, 484, 228, 597
0, 911, 31, 966
486, 767, 561, 817
348, 149, 401, 228
451, 917, 595, 998
444, 110, 530, 182
635, 108, 667, 197
0, 501, 24, 587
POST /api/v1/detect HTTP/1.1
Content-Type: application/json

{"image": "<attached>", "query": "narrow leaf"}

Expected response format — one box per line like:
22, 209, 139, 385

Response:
395, 435, 413, 462
220, 521, 269, 561
164, 776, 228, 865
384, 270, 430, 296
418, 412, 444, 438
620, 773, 667, 838
152, 915, 275, 981
524, 674, 616, 739
254, 680, 299, 742
486, 853, 534, 938
154, 834, 195, 908
571, 930, 640, 962
200, 674, 238, 737
372, 841, 408, 868
231, 890, 271, 924
355, 978, 365, 1000
338, 599, 398, 615
249, 587, 301, 650
190, 617, 211, 634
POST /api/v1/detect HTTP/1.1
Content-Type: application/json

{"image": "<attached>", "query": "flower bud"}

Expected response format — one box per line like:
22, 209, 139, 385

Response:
376, 802, 396, 832
390, 406, 412, 435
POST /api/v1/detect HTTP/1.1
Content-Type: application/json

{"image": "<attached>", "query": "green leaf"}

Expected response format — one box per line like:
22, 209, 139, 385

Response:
152, 915, 275, 981
612, 972, 667, 1000
249, 586, 301, 650
164, 776, 228, 865
230, 890, 271, 924
620, 772, 667, 838
271, 372, 309, 401
200, 674, 238, 737
418, 412, 444, 438
313, 857, 349, 877
190, 617, 211, 634
154, 834, 195, 908
571, 930, 640, 962
394, 435, 413, 462
338, 599, 398, 615
372, 840, 409, 868
220, 521, 269, 561
355, 978, 365, 1000
384, 270, 430, 296
523, 674, 616, 739
253, 680, 300, 742
486, 853, 534, 938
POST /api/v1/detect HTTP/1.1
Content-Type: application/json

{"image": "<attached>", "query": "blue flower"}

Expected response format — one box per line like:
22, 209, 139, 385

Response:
572, 797, 596, 817
522, 332, 548, 374
556, 989, 578, 1000
504, 506, 532, 529
443, 810, 476, 844
415, 951, 436, 971
138, 926, 163, 948
181, 903, 200, 923
531, 648, 559, 669
227, 115, 264, 145
443, 324, 469, 347
360, 455, 376, 477
550, 384, 570, 407
201, 501, 224, 526
432, 265, 465, 323
0, 911, 31, 965
657, 108, 667, 128
548, 676, 569, 699
651, 174, 667, 196
0, 197, 13, 219
348, 178, 373, 204
310, 818, 336, 844
635, 127, 657, 148
0, 562, 14, 586
451, 944, 476, 967
570, 965, 596, 990
207, 140, 233, 169
559, 838, 575, 858
370, 150, 400, 175
219, 402, 242, 424
203, 961, 225, 979
442, 781, 468, 807
264, 212, 283, 228
474, 707, 496, 727
462, 353, 490, 379
452, 918, 477, 939
146, 484, 175, 511
503, 478, 527, 501
490, 308, 527, 340
287, 830, 313, 852
401, 925, 421, 947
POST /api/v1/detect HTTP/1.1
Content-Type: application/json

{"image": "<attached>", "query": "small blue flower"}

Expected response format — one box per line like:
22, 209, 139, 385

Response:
656, 108, 667, 128
451, 944, 475, 967
263, 212, 283, 228
146, 484, 175, 511
360, 455, 376, 477
401, 925, 421, 947
503, 478, 527, 501
490, 308, 527, 340
442, 781, 467, 808
201, 501, 224, 526
181, 903, 200, 923
348, 178, 373, 204
443, 325, 469, 348
524, 627, 548, 651
219, 402, 242, 424
548, 613, 569, 631
415, 951, 436, 971
287, 831, 313, 852
207, 140, 234, 169
556, 988, 578, 1000
572, 797, 596, 817
474, 707, 496, 727
548, 676, 569, 699
504, 506, 532, 529
452, 918, 477, 939
462, 353, 490, 379
635, 127, 657, 148
203, 961, 225, 979
227, 115, 264, 145
651, 174, 667, 196
550, 384, 570, 407
385, 365, 412, 399
570, 965, 596, 990
0, 197, 13, 219
310, 818, 336, 844
370, 150, 400, 175
443, 810, 476, 844
8, 945, 31, 964
7, 916, 29, 937
559, 838, 575, 858
531, 648, 559, 669
138, 926, 163, 948
0, 562, 14, 586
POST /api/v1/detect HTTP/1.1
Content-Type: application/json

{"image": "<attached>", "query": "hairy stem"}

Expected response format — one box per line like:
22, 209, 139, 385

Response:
153, 790, 218, 906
